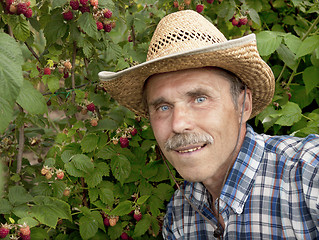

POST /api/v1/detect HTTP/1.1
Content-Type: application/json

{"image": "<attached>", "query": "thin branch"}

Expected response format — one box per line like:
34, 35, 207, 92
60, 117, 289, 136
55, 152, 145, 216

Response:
16, 106, 25, 178
24, 42, 41, 63
71, 41, 77, 103
131, 25, 136, 47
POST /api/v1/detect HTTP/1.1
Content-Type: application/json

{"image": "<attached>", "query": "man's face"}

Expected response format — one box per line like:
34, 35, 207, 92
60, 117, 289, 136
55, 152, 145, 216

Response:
146, 68, 245, 183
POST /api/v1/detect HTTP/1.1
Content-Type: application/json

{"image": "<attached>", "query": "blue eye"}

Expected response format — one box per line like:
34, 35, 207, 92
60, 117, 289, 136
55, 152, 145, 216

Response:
195, 97, 206, 103
159, 105, 169, 111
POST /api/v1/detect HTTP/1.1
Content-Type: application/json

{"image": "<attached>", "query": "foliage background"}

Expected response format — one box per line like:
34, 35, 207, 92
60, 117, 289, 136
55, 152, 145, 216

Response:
0, 0, 318, 239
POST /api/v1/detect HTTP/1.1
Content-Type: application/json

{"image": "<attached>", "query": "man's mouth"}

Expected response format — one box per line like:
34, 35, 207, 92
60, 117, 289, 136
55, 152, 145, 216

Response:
175, 144, 207, 153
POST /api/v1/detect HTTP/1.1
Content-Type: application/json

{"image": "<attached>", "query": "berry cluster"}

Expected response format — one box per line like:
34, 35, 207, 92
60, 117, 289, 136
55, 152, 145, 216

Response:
111, 126, 138, 148
41, 165, 65, 180
62, 0, 115, 33
0, 223, 31, 240
229, 15, 249, 27
5, 0, 33, 18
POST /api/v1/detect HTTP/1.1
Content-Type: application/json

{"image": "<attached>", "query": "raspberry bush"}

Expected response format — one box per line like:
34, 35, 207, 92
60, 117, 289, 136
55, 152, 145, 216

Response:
0, 0, 318, 239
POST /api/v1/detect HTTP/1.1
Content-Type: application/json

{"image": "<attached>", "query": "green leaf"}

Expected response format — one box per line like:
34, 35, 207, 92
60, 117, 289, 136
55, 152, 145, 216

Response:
43, 11, 68, 43
110, 154, 131, 185
0, 32, 24, 132
52, 181, 67, 199
153, 183, 174, 201
29, 227, 50, 240
107, 222, 122, 240
52, 0, 68, 8
89, 188, 99, 202
284, 34, 302, 54
275, 102, 302, 126
12, 204, 30, 218
16, 80, 48, 114
248, 8, 261, 25
96, 145, 117, 159
79, 215, 99, 240
93, 118, 118, 131
110, 200, 133, 216
86, 162, 110, 188
8, 186, 33, 206
78, 13, 98, 39
137, 195, 150, 205
98, 0, 115, 9
99, 187, 114, 206
303, 66, 319, 95
17, 217, 39, 228
32, 196, 72, 228
0, 198, 13, 214
148, 195, 165, 217
70, 154, 94, 172
256, 31, 282, 56
276, 44, 298, 71
81, 134, 99, 153
295, 35, 319, 59
42, 75, 60, 93
8, 15, 30, 41
133, 214, 151, 237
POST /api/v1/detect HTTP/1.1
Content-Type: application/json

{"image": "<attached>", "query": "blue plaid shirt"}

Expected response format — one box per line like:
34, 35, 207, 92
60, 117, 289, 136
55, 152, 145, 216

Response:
162, 125, 319, 239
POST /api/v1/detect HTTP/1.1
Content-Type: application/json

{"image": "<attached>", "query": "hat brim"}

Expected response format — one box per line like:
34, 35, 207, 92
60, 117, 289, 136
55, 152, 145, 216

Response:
99, 34, 275, 119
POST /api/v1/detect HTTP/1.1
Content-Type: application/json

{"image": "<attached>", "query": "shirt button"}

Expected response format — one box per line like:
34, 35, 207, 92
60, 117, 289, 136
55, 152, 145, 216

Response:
236, 208, 243, 214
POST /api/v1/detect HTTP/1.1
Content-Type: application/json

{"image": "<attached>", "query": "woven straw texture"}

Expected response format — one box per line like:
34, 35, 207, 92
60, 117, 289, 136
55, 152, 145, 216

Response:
99, 10, 275, 119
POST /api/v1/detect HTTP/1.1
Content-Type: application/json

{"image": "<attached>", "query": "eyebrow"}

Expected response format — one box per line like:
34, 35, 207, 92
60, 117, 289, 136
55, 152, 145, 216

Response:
149, 97, 167, 109
186, 88, 210, 98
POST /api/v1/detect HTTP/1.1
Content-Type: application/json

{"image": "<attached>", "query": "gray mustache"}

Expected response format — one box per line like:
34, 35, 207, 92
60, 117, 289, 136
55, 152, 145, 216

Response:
165, 132, 214, 151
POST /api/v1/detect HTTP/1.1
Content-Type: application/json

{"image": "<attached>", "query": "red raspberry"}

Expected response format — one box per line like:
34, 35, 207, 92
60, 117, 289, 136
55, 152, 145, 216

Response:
96, 21, 103, 30
239, 16, 248, 26
86, 103, 95, 112
0, 226, 9, 238
63, 10, 73, 20
20, 225, 30, 236
119, 137, 129, 148
128, 35, 132, 42
130, 128, 137, 136
173, 1, 178, 8
232, 18, 239, 26
79, 6, 90, 13
17, 2, 27, 14
120, 232, 129, 240
103, 9, 112, 18
56, 170, 64, 180
196, 4, 204, 13
133, 210, 142, 222
206, 0, 214, 3
104, 23, 112, 32
103, 217, 110, 226
43, 67, 51, 75
6, 0, 14, 6
70, 0, 80, 10
25, 1, 31, 7
64, 72, 69, 78
90, 0, 98, 6
24, 8, 32, 18
80, 0, 88, 5
20, 233, 31, 240
90, 119, 98, 127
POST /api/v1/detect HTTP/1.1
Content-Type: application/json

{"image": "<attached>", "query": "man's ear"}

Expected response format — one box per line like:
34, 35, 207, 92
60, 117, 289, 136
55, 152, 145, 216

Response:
238, 87, 252, 124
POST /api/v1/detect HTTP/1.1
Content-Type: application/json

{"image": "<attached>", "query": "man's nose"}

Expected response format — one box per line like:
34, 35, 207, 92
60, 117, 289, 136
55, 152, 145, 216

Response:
171, 105, 194, 134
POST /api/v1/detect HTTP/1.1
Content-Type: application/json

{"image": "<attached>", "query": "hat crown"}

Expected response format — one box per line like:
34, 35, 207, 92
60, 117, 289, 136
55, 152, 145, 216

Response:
146, 10, 227, 61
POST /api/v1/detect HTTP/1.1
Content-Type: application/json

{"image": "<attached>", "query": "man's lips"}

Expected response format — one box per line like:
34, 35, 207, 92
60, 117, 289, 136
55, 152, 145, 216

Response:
174, 144, 207, 153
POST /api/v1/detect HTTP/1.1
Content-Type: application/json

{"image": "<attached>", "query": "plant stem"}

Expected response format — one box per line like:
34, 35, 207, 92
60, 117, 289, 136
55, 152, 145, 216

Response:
301, 15, 319, 41
16, 106, 25, 178
24, 42, 41, 63
71, 41, 77, 104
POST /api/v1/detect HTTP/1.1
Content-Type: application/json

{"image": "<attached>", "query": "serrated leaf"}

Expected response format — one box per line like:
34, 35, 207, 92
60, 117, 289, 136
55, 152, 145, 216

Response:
81, 134, 99, 153
8, 15, 30, 41
32, 196, 72, 228
137, 195, 150, 205
52, 181, 67, 199
79, 215, 98, 240
52, 0, 68, 8
70, 154, 94, 172
16, 80, 48, 114
43, 11, 68, 44
303, 66, 319, 94
98, 0, 115, 9
0, 98, 13, 134
295, 35, 319, 59
275, 102, 302, 126
256, 31, 282, 56
17, 217, 39, 228
110, 200, 133, 216
0, 198, 13, 214
107, 222, 122, 240
99, 188, 114, 206
284, 34, 302, 54
153, 183, 174, 201
248, 8, 261, 26
12, 204, 30, 218
110, 154, 131, 185
8, 186, 33, 206
78, 13, 98, 39
276, 44, 298, 71
133, 215, 151, 237
89, 188, 99, 202
148, 195, 165, 217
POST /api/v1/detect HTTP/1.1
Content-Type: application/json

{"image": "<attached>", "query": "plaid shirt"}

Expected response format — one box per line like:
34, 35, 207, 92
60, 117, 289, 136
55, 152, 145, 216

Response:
162, 125, 319, 239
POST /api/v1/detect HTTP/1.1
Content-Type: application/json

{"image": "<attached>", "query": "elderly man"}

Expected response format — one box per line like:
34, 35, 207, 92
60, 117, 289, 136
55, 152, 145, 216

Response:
99, 10, 319, 239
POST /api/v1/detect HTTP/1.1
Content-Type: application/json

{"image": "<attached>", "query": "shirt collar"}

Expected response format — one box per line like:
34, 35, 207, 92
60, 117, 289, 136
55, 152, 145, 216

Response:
220, 124, 265, 214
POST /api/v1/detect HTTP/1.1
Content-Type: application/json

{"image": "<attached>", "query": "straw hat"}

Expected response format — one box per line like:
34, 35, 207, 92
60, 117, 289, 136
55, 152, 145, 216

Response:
99, 10, 275, 118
